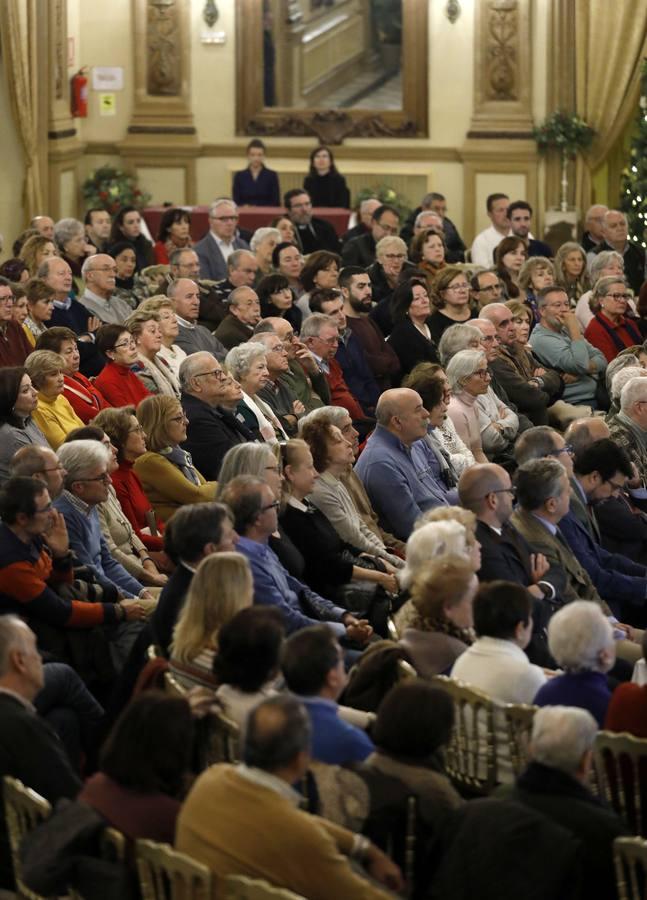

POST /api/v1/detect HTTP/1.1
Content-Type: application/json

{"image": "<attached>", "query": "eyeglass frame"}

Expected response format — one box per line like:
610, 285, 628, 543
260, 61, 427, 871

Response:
73, 472, 111, 485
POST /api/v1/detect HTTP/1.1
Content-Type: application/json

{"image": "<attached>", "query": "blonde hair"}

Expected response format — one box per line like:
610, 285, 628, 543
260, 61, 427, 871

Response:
505, 299, 532, 324
170, 552, 253, 664
411, 554, 476, 625
136, 394, 181, 451
24, 350, 65, 389
125, 309, 161, 340
518, 257, 554, 293
282, 438, 310, 493
137, 295, 175, 316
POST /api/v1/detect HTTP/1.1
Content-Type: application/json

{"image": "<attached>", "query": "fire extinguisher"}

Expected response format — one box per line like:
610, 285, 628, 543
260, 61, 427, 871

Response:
71, 67, 88, 118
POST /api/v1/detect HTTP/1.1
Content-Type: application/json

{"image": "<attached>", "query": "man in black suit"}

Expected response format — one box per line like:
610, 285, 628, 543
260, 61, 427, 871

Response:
152, 503, 238, 653
0, 615, 81, 889
508, 201, 553, 258
179, 351, 254, 481
284, 189, 340, 254
458, 462, 559, 664
341, 204, 400, 268
588, 209, 647, 294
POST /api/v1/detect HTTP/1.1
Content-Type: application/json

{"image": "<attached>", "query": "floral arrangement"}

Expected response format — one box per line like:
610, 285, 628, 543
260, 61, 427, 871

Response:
81, 166, 151, 215
356, 183, 411, 221
533, 112, 595, 159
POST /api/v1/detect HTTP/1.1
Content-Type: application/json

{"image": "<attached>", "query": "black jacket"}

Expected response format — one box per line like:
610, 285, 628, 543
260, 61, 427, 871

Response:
342, 233, 377, 268
293, 217, 340, 255
387, 317, 439, 381
151, 563, 194, 654
181, 392, 252, 481
507, 762, 628, 900
303, 172, 350, 208
280, 502, 355, 597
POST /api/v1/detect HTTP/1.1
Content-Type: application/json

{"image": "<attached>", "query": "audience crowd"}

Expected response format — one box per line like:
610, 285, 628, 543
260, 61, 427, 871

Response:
1, 182, 647, 899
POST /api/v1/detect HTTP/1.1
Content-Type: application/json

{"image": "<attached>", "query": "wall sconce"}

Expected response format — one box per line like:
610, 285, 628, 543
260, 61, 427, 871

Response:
445, 0, 461, 23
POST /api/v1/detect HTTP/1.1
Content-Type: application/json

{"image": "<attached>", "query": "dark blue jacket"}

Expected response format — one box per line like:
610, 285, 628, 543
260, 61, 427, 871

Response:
335, 331, 381, 414
558, 509, 647, 613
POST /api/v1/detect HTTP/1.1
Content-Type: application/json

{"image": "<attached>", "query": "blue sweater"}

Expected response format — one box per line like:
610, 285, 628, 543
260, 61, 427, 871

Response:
299, 696, 374, 764
54, 492, 142, 598
534, 671, 611, 727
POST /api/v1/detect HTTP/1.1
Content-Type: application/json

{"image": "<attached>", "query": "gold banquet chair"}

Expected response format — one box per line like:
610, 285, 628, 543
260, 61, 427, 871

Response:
136, 839, 212, 900
614, 836, 647, 900
2, 776, 51, 900
225, 874, 307, 900
432, 675, 537, 794
594, 731, 647, 836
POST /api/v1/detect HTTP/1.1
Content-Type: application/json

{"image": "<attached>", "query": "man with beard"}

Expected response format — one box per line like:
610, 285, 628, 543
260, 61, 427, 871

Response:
339, 267, 400, 390
284, 189, 340, 254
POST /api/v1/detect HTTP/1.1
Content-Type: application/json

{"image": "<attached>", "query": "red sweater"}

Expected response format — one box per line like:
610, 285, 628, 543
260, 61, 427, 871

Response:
63, 372, 108, 423
111, 459, 165, 551
94, 362, 151, 408
326, 357, 366, 421
583, 312, 642, 363
0, 320, 32, 367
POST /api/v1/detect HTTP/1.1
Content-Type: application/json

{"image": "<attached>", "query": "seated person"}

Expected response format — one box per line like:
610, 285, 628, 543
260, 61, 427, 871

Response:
398, 553, 477, 679
35, 327, 108, 423
220, 475, 373, 644
281, 625, 375, 765
153, 503, 237, 654
79, 691, 192, 844
213, 606, 284, 733
134, 394, 217, 522
25, 350, 84, 449
507, 706, 628, 900
534, 601, 615, 727
280, 438, 400, 602
0, 478, 145, 669
176, 695, 403, 899
0, 615, 81, 891
605, 629, 647, 737
214, 284, 261, 351
252, 331, 305, 437
169, 552, 253, 690
355, 389, 453, 541
451, 580, 547, 704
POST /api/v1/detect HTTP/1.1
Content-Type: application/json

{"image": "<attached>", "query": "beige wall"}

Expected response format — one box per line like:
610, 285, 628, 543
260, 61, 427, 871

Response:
0, 0, 550, 260
0, 62, 26, 254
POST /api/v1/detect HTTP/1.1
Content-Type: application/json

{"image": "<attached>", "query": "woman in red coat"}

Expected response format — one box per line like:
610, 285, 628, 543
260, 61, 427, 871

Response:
35, 326, 108, 423
584, 276, 642, 363
92, 404, 166, 552
152, 208, 192, 265
93, 324, 151, 407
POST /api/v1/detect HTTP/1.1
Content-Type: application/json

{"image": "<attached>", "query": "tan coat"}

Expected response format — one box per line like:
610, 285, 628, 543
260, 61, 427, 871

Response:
133, 451, 217, 521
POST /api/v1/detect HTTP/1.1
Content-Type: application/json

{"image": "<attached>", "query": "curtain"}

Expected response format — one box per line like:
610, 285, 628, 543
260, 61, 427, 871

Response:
574, 1, 647, 213
0, 0, 43, 218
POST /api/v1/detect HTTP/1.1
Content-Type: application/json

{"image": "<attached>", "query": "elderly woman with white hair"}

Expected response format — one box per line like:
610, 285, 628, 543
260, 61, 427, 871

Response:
224, 342, 286, 442
583, 276, 642, 363
250, 226, 281, 282
606, 364, 646, 419
446, 349, 490, 464
54, 217, 91, 293
533, 601, 615, 726
369, 235, 412, 337
575, 250, 629, 330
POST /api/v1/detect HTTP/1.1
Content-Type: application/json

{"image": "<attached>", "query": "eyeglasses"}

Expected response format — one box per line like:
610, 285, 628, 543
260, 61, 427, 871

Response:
487, 487, 516, 499
0, 295, 14, 305
169, 414, 189, 424
113, 339, 136, 350
548, 443, 574, 458
88, 266, 117, 274
316, 336, 339, 346
544, 303, 570, 311
128, 424, 145, 434
382, 253, 406, 261
478, 284, 501, 294
193, 369, 225, 381
261, 500, 280, 511
33, 501, 53, 515
210, 215, 239, 222
39, 465, 65, 474
445, 282, 470, 292
75, 473, 111, 484
472, 368, 491, 379
604, 478, 626, 492
480, 335, 498, 344
606, 293, 632, 301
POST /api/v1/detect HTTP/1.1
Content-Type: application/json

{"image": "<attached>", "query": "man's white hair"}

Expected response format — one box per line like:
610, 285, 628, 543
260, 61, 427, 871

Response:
611, 366, 645, 402
620, 375, 647, 412
547, 600, 614, 672
209, 198, 238, 216
531, 706, 597, 776
57, 440, 111, 490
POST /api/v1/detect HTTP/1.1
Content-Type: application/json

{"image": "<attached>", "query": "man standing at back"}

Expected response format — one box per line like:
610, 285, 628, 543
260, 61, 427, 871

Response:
508, 201, 553, 258
588, 209, 646, 294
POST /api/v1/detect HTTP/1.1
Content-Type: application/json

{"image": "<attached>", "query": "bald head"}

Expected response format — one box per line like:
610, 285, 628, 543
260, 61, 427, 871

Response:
244, 695, 311, 775
565, 417, 611, 461
478, 303, 509, 324
458, 463, 508, 512
376, 388, 429, 446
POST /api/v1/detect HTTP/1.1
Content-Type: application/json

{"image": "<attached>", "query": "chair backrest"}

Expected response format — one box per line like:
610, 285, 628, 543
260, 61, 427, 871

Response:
136, 839, 212, 900
613, 836, 647, 900
502, 701, 537, 778
594, 730, 647, 836
225, 874, 306, 899
200, 705, 241, 766
2, 776, 51, 900
164, 669, 188, 698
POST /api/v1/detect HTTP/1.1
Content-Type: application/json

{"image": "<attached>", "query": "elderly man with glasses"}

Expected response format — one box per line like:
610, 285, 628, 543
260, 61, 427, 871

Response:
529, 286, 607, 408
194, 198, 249, 283
78, 254, 132, 325
179, 352, 253, 481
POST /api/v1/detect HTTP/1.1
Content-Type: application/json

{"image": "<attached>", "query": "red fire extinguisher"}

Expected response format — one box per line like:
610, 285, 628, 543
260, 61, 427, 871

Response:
71, 67, 89, 118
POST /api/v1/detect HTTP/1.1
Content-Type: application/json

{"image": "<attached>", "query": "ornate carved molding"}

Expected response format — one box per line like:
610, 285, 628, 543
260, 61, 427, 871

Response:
469, 0, 533, 137
146, 0, 181, 96
247, 110, 418, 144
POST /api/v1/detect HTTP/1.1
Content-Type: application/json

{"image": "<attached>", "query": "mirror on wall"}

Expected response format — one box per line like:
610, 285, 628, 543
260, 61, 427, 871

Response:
236, 0, 428, 144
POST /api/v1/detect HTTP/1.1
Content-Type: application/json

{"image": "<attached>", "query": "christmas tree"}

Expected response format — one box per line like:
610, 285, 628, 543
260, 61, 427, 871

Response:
620, 59, 647, 249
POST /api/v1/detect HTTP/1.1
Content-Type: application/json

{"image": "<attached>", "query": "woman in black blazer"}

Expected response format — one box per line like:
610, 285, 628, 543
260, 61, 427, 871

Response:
232, 139, 281, 207
303, 146, 350, 208
387, 278, 440, 381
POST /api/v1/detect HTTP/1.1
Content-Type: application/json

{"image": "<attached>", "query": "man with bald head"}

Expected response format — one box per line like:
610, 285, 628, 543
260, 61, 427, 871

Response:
588, 209, 646, 294
78, 254, 132, 324
169, 278, 227, 361
340, 197, 381, 247
10, 446, 66, 499
354, 388, 454, 540
479, 302, 561, 425
31, 215, 55, 241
